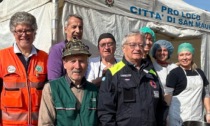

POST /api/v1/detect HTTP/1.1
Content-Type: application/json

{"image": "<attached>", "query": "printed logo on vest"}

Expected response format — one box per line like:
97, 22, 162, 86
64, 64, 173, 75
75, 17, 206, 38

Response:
150, 80, 157, 88
7, 65, 16, 73
35, 65, 43, 72
153, 91, 159, 98
102, 76, 106, 81
91, 98, 96, 102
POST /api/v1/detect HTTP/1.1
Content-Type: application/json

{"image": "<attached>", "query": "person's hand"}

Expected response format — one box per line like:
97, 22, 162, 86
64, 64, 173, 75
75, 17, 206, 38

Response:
206, 114, 210, 123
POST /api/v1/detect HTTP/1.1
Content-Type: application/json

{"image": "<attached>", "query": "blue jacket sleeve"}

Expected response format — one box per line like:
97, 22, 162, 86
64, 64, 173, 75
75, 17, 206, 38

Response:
98, 70, 117, 126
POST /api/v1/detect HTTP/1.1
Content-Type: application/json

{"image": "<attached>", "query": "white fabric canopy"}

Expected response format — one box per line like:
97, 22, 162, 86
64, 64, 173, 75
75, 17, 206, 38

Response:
0, 0, 52, 52
60, 0, 210, 80
0, 0, 210, 80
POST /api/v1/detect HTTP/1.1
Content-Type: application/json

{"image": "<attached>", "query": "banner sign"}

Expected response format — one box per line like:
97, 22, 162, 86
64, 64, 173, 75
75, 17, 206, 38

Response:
130, 5, 210, 31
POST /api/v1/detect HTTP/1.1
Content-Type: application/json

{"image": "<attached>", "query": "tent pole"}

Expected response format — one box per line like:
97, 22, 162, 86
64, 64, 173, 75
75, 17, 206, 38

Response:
52, 0, 59, 45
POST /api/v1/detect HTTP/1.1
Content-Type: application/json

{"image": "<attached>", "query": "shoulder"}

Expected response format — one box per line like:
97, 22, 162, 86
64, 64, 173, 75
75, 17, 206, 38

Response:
49, 41, 65, 52
196, 68, 206, 77
169, 63, 178, 68
170, 66, 182, 73
86, 81, 98, 92
109, 61, 125, 76
89, 56, 100, 63
0, 46, 13, 53
37, 50, 48, 57
168, 63, 178, 70
43, 82, 51, 92
115, 57, 122, 62
196, 68, 204, 74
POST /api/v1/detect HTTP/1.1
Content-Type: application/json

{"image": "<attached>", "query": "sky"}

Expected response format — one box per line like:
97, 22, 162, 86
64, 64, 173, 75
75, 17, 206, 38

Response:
184, 0, 210, 12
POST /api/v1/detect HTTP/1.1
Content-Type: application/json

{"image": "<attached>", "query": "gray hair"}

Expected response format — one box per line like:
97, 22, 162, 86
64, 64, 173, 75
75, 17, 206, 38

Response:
121, 30, 146, 45
9, 12, 37, 32
64, 14, 83, 27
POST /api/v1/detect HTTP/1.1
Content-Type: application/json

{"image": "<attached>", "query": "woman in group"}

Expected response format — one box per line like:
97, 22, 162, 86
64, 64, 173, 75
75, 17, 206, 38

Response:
139, 26, 156, 67
0, 12, 48, 125
139, 26, 156, 55
165, 42, 210, 125
151, 40, 177, 93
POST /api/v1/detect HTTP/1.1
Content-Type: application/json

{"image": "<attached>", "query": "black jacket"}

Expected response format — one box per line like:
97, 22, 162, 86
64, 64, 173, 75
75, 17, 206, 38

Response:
98, 57, 168, 126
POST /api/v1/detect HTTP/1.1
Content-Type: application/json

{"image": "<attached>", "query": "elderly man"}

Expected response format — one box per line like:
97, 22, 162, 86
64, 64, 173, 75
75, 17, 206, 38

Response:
48, 14, 83, 80
38, 39, 98, 126
98, 31, 168, 126
86, 33, 119, 86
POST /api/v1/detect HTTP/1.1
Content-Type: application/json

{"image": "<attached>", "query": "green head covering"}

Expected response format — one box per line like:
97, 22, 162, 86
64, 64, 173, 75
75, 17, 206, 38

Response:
139, 26, 156, 42
62, 39, 91, 58
177, 42, 194, 54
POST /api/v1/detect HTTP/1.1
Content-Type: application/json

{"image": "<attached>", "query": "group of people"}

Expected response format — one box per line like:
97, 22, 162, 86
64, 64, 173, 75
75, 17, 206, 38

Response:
0, 11, 209, 126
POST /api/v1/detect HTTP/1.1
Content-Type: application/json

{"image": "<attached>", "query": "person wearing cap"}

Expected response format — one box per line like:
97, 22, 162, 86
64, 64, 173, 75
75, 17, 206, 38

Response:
151, 40, 177, 93
165, 43, 210, 125
139, 26, 156, 68
38, 39, 98, 126
47, 14, 84, 80
98, 31, 168, 126
86, 33, 119, 86
139, 26, 156, 55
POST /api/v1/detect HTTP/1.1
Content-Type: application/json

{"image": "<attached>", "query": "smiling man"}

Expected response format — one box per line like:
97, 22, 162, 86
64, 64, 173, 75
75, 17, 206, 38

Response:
38, 39, 98, 126
48, 14, 84, 80
86, 33, 119, 87
98, 31, 168, 126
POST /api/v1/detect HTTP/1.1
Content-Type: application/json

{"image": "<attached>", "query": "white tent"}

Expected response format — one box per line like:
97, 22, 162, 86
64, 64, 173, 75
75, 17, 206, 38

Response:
0, 0, 53, 52
60, 0, 210, 79
1, 0, 210, 80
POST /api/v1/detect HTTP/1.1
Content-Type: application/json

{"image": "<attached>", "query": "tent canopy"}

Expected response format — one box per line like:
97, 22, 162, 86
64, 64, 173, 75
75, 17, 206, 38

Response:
0, 0, 210, 80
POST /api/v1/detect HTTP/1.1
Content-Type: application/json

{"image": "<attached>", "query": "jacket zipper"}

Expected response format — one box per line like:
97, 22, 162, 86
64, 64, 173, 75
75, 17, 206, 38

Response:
26, 62, 32, 125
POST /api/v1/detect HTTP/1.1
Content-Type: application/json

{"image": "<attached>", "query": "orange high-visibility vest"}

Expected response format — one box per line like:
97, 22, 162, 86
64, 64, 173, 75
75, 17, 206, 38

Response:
0, 46, 48, 126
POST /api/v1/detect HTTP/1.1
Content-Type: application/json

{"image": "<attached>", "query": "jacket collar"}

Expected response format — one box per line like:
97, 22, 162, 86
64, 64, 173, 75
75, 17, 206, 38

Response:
65, 75, 87, 89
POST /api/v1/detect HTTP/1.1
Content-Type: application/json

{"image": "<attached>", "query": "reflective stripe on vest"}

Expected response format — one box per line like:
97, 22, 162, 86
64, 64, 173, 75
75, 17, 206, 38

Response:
55, 107, 76, 110
3, 82, 45, 89
2, 111, 38, 122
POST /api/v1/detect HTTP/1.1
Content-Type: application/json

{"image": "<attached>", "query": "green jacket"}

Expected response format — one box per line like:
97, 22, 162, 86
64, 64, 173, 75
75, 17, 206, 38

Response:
50, 76, 98, 126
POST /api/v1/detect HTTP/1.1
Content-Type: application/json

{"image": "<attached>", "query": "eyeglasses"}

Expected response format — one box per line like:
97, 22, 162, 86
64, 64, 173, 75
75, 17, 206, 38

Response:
14, 29, 34, 35
124, 43, 144, 49
99, 42, 115, 48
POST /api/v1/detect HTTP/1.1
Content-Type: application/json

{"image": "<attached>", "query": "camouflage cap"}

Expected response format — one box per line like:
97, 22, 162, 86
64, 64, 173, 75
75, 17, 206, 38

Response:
62, 39, 91, 58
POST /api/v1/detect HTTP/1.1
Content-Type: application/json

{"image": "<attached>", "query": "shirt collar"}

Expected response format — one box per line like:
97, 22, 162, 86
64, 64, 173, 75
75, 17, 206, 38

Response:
14, 43, 37, 57
65, 74, 87, 88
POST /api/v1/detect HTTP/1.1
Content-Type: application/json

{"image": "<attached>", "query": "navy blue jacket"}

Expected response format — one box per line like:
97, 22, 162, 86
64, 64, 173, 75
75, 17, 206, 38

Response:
98, 57, 168, 126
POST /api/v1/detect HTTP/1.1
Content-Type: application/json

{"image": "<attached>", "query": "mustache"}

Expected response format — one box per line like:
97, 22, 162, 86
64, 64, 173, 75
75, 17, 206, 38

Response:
72, 70, 82, 73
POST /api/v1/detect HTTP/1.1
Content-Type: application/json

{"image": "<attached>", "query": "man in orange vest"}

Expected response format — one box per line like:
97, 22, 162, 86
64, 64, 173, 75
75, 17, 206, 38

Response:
0, 12, 48, 126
